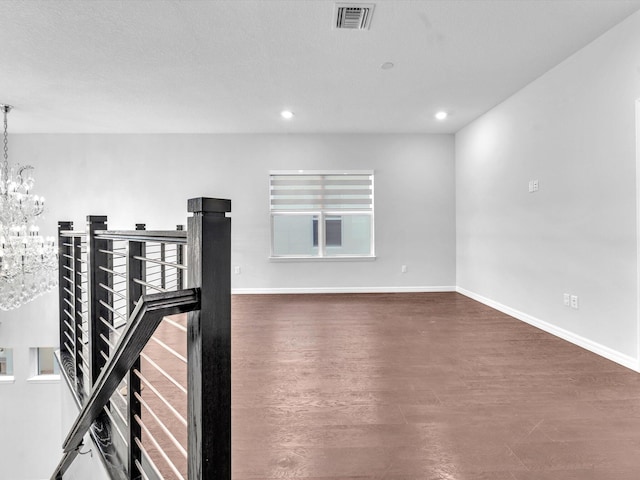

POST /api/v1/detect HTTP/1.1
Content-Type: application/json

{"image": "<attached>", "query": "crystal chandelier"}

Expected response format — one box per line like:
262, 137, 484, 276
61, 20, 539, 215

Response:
0, 104, 57, 311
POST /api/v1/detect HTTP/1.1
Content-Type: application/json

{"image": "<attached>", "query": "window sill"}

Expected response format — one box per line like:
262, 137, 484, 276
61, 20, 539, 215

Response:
27, 374, 61, 384
269, 255, 376, 262
0, 376, 15, 384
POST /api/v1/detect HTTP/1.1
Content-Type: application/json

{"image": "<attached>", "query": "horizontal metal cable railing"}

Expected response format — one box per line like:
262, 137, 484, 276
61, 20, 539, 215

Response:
58, 229, 90, 401
95, 232, 188, 480
53, 198, 231, 480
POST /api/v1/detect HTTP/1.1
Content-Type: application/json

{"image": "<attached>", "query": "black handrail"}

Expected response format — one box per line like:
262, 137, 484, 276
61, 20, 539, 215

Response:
51, 289, 200, 479
95, 230, 188, 244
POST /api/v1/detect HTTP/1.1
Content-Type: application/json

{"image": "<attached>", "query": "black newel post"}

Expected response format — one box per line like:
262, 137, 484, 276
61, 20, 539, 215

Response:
127, 223, 145, 479
187, 198, 232, 480
86, 215, 110, 385
73, 233, 84, 394
177, 225, 185, 290
57, 221, 73, 368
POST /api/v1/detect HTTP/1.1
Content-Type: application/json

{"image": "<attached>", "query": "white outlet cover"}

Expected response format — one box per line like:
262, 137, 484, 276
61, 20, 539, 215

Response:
570, 295, 579, 309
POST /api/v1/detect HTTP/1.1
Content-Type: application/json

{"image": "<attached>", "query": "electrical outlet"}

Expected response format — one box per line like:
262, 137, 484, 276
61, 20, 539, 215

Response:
563, 293, 570, 306
401, 265, 408, 273
529, 179, 539, 193
234, 266, 241, 275
570, 295, 579, 309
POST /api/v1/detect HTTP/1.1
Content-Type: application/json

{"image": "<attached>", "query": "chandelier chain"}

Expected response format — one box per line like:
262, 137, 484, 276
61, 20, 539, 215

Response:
4, 110, 9, 162
3, 109, 7, 162
2, 107, 8, 181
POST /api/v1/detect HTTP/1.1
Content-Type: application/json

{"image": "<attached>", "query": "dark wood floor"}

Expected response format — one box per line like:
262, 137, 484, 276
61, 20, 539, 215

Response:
138, 293, 640, 478
231, 292, 640, 480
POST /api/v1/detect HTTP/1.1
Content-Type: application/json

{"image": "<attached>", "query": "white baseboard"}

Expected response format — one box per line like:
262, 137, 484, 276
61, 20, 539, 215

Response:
232, 286, 456, 295
456, 287, 640, 372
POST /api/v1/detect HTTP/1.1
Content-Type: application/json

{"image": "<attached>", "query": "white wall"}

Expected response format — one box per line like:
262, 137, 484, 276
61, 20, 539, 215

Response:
59, 383, 110, 480
456, 11, 640, 367
11, 133, 457, 292
0, 298, 62, 480
0, 132, 455, 478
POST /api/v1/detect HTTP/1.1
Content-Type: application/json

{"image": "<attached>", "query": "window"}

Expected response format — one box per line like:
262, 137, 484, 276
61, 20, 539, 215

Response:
270, 171, 374, 258
0, 347, 14, 382
27, 347, 60, 382
313, 216, 342, 247
37, 347, 59, 375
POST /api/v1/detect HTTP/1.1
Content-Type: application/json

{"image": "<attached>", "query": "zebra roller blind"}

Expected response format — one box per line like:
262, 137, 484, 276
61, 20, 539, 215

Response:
269, 171, 373, 212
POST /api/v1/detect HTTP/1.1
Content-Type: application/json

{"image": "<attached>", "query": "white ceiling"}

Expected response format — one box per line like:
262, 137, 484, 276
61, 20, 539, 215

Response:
1, 0, 639, 134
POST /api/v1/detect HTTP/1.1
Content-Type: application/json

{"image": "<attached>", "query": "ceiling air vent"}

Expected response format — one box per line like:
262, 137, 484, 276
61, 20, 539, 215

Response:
335, 3, 375, 30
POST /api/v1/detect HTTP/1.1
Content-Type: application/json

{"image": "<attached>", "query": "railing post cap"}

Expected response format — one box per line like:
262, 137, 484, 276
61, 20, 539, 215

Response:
86, 215, 108, 223
188, 198, 231, 214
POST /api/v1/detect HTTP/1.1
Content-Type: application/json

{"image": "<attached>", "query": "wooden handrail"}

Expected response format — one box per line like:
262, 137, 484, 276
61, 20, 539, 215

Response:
50, 288, 200, 480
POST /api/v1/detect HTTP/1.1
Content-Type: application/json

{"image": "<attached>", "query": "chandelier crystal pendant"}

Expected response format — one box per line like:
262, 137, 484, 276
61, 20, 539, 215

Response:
0, 104, 57, 311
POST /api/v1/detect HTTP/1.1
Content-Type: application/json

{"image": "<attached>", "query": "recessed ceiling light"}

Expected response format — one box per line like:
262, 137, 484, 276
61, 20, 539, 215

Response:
435, 111, 448, 120
281, 110, 294, 119
381, 62, 394, 70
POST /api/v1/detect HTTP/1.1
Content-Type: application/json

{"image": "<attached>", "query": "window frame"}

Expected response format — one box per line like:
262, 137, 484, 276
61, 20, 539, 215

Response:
269, 170, 375, 260
0, 347, 15, 383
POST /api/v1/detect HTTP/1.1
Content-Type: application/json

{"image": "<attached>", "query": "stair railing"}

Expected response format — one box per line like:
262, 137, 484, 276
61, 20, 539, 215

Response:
52, 197, 231, 480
